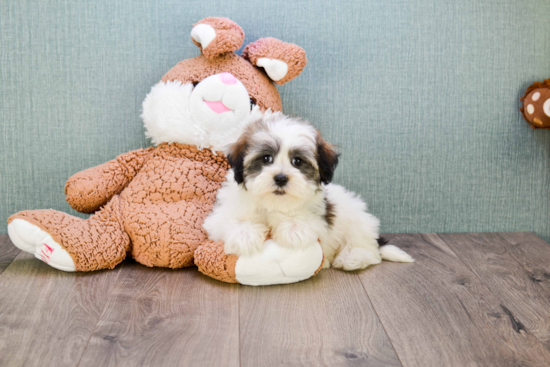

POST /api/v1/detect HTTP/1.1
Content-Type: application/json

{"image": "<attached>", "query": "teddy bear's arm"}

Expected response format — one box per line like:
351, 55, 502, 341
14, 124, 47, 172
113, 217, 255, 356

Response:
191, 17, 245, 59
242, 38, 307, 85
64, 148, 154, 214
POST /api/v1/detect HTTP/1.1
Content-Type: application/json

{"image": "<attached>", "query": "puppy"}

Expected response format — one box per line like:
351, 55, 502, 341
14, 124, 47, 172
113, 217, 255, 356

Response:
203, 112, 413, 270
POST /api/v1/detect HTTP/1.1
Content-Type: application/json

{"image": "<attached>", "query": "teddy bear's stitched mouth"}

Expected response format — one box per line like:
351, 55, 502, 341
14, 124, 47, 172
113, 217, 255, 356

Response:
204, 100, 232, 114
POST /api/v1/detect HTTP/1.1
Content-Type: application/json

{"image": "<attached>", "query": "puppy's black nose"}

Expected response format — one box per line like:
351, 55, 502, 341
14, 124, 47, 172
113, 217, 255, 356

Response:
274, 174, 288, 187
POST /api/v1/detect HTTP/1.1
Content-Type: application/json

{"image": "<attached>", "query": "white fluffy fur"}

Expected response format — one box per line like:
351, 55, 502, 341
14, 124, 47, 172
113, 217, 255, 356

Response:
141, 74, 262, 151
204, 113, 413, 271
379, 245, 415, 263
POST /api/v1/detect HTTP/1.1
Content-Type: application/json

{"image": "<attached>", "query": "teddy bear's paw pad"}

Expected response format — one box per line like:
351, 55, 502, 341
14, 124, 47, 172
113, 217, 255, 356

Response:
234, 239, 323, 286
34, 241, 75, 272
8, 218, 49, 254
7, 219, 75, 272
332, 247, 382, 271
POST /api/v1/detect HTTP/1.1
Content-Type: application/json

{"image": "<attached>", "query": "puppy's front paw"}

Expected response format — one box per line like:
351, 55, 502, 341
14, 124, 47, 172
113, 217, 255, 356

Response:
273, 222, 318, 249
224, 222, 269, 256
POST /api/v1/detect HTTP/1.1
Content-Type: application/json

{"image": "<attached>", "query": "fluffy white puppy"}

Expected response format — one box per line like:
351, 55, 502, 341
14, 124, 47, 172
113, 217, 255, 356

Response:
203, 112, 413, 270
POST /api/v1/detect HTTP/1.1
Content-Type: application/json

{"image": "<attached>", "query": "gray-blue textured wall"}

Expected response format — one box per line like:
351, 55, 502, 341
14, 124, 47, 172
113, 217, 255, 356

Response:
1, 0, 549, 239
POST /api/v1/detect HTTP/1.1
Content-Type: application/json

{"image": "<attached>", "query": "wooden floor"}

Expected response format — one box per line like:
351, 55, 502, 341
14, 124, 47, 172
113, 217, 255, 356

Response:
1, 233, 550, 367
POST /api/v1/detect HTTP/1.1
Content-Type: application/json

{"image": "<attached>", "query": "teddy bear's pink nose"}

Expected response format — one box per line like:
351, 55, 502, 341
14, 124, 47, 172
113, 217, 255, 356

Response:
219, 72, 237, 85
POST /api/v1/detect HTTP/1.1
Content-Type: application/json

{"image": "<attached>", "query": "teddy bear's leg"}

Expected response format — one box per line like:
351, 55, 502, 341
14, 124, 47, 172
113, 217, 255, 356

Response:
7, 196, 130, 271
194, 240, 239, 283
124, 202, 209, 269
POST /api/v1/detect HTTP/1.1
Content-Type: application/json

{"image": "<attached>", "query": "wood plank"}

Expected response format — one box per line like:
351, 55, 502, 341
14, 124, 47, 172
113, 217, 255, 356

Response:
77, 260, 240, 367
496, 232, 550, 297
358, 233, 550, 367
239, 268, 402, 367
0, 251, 123, 367
438, 232, 550, 351
0, 235, 21, 275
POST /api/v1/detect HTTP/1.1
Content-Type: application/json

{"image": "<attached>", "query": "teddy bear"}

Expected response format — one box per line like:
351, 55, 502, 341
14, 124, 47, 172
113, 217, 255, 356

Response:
520, 79, 550, 129
7, 17, 323, 285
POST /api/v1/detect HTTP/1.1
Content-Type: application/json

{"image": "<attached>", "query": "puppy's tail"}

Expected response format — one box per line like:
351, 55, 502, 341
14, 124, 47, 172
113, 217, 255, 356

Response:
377, 237, 414, 263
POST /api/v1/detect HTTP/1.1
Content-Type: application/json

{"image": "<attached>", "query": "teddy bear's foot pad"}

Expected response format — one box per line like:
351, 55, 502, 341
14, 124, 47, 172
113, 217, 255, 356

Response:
8, 219, 76, 272
196, 239, 324, 286
235, 239, 324, 286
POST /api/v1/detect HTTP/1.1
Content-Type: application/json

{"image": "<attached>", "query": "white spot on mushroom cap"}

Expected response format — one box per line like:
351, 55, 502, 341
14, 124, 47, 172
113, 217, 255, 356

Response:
191, 24, 216, 49
527, 104, 535, 114
532, 92, 541, 101
544, 99, 550, 117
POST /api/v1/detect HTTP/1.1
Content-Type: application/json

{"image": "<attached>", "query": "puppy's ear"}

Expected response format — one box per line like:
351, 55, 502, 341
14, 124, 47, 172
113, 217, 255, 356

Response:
316, 131, 339, 184
226, 134, 249, 185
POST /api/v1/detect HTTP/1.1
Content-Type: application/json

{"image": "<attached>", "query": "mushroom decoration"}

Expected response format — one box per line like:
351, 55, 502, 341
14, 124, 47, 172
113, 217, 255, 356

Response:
520, 79, 550, 129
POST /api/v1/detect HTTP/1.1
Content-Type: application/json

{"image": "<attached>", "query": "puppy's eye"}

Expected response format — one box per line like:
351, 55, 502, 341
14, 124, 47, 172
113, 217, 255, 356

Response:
262, 155, 273, 164
292, 157, 303, 167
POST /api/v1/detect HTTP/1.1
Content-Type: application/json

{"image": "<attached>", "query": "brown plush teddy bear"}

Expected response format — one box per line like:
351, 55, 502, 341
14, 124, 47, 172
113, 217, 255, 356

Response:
7, 17, 320, 285
520, 79, 550, 129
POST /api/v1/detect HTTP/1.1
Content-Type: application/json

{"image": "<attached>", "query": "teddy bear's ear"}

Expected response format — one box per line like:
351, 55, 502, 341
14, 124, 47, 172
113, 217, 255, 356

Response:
191, 17, 245, 59
242, 37, 307, 85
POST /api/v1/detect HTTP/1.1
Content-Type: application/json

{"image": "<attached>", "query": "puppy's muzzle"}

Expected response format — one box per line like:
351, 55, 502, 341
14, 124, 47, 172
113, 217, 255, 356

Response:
274, 174, 288, 187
